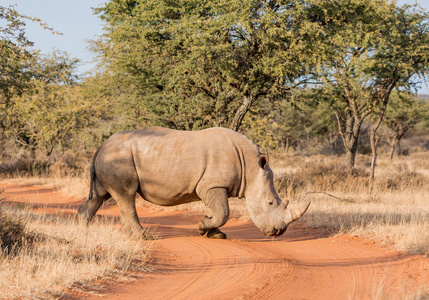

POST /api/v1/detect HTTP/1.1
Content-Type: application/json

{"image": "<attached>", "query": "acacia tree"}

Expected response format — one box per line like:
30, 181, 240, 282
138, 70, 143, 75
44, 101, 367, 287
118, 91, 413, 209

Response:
307, 0, 429, 170
367, 4, 429, 188
1, 6, 98, 160
307, 0, 394, 169
94, 0, 320, 131
13, 85, 95, 157
382, 93, 428, 159
1, 5, 35, 131
1, 5, 60, 136
9, 51, 96, 157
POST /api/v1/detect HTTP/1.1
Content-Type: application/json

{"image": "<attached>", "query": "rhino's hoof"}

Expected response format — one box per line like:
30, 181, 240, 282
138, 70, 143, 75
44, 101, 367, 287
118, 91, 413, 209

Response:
206, 228, 227, 239
142, 233, 154, 240
133, 230, 154, 240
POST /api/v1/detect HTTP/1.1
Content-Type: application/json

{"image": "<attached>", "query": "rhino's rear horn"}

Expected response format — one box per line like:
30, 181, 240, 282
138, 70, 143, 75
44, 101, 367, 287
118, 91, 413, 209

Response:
281, 199, 289, 209
288, 200, 311, 223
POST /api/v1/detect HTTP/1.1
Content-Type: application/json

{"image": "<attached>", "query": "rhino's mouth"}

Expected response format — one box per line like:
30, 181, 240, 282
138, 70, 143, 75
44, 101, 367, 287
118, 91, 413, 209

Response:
266, 224, 287, 237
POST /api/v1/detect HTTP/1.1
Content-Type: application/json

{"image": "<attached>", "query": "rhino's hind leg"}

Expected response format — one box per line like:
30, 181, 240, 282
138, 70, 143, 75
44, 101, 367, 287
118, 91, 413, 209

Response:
78, 177, 111, 225
198, 188, 229, 239
78, 194, 109, 225
111, 192, 153, 240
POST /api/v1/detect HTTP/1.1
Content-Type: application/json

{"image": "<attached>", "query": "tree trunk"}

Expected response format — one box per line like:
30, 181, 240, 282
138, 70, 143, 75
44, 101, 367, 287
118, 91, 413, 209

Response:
334, 108, 363, 171
343, 115, 361, 170
229, 95, 254, 131
369, 127, 379, 194
285, 136, 290, 153
390, 135, 400, 159
395, 138, 401, 157
389, 127, 407, 159
345, 142, 358, 170
389, 139, 396, 160
368, 82, 397, 193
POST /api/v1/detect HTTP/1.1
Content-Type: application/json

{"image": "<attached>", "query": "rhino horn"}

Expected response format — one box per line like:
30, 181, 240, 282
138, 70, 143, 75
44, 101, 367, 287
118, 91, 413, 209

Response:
281, 199, 289, 209
286, 200, 311, 224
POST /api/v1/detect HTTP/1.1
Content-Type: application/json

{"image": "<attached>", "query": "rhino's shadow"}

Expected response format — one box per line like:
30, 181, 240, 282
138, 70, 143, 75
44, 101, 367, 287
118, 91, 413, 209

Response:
134, 213, 326, 242
5, 199, 423, 245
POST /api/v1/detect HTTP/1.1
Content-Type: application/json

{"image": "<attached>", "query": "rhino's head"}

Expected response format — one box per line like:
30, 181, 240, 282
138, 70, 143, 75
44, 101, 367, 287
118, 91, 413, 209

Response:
245, 154, 310, 237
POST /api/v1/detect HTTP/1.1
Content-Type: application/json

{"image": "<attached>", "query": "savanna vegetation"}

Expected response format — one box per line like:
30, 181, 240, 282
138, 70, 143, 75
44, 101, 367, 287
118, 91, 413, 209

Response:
0, 192, 151, 298
1, 0, 429, 298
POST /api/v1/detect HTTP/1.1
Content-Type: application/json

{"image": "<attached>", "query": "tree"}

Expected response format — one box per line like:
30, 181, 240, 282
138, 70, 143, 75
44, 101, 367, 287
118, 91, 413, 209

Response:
367, 3, 429, 190
382, 92, 429, 159
7, 51, 94, 157
1, 5, 34, 130
0, 5, 60, 132
283, 90, 338, 153
306, 0, 394, 169
306, 0, 429, 170
240, 90, 337, 153
13, 85, 95, 157
94, 0, 319, 131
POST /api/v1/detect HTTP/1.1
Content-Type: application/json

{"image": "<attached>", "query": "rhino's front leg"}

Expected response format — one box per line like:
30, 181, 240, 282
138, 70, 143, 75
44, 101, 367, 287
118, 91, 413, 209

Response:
198, 188, 229, 239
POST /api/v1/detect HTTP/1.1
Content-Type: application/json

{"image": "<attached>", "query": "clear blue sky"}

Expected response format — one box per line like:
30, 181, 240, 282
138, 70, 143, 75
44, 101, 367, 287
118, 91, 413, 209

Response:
7, 0, 106, 75
5, 0, 429, 93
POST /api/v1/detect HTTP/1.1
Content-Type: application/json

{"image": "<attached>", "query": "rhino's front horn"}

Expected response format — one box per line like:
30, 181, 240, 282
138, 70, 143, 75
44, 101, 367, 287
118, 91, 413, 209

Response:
286, 200, 311, 224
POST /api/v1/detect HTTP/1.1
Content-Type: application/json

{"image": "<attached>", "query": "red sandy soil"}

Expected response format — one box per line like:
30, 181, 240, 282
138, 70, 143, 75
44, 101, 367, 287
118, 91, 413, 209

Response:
1, 179, 428, 299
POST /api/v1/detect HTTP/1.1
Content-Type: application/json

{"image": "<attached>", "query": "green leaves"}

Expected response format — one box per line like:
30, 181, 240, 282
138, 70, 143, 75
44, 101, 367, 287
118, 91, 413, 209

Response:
291, 0, 429, 167
0, 48, 98, 156
95, 0, 321, 130
2, 1, 428, 160
383, 92, 429, 131
12, 84, 94, 155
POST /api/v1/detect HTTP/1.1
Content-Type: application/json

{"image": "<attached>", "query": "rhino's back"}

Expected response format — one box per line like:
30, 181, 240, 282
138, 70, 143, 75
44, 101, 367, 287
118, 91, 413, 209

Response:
95, 127, 257, 205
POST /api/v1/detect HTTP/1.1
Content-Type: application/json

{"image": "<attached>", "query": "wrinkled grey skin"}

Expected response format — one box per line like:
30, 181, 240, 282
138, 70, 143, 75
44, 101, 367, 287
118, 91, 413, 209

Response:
78, 127, 310, 239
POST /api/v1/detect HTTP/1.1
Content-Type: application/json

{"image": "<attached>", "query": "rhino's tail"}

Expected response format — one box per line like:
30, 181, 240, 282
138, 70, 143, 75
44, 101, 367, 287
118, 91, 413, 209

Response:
88, 146, 102, 200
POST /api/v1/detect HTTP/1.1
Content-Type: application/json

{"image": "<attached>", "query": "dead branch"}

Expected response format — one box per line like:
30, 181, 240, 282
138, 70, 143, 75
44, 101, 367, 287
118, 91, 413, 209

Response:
303, 191, 354, 203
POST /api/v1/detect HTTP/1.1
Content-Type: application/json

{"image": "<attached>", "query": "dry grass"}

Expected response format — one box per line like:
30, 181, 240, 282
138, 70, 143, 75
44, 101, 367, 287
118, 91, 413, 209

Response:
27, 150, 429, 256
97, 150, 429, 256
50, 175, 90, 199
1, 150, 428, 299
270, 151, 429, 255
0, 202, 152, 299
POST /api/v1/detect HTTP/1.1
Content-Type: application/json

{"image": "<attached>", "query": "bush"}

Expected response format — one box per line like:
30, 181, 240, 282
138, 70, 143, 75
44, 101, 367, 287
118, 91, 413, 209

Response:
275, 159, 369, 196
49, 149, 92, 177
0, 204, 34, 255
0, 148, 33, 175
378, 165, 428, 190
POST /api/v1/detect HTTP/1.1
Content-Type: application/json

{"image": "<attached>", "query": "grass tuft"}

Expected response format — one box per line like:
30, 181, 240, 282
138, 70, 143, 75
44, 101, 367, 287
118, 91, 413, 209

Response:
271, 152, 429, 255
0, 203, 152, 299
0, 209, 34, 255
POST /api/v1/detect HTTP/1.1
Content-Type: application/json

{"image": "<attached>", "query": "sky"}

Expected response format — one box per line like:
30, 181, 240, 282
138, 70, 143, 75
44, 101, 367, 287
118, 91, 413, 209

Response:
6, 0, 106, 75
4, 0, 429, 93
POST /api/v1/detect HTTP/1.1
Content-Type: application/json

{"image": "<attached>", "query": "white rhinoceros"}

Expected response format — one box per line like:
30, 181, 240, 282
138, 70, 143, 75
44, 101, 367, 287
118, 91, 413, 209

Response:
78, 127, 310, 239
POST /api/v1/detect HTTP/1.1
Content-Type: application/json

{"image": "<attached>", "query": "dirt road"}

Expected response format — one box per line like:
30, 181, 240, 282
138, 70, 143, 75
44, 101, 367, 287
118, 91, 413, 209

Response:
2, 180, 428, 299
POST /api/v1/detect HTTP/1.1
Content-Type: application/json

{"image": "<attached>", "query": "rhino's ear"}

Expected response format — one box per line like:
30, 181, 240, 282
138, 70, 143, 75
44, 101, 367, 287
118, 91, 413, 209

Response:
258, 154, 268, 170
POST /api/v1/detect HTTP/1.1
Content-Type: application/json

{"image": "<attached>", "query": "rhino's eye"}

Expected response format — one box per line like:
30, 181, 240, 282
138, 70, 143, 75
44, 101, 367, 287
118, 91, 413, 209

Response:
268, 200, 274, 205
